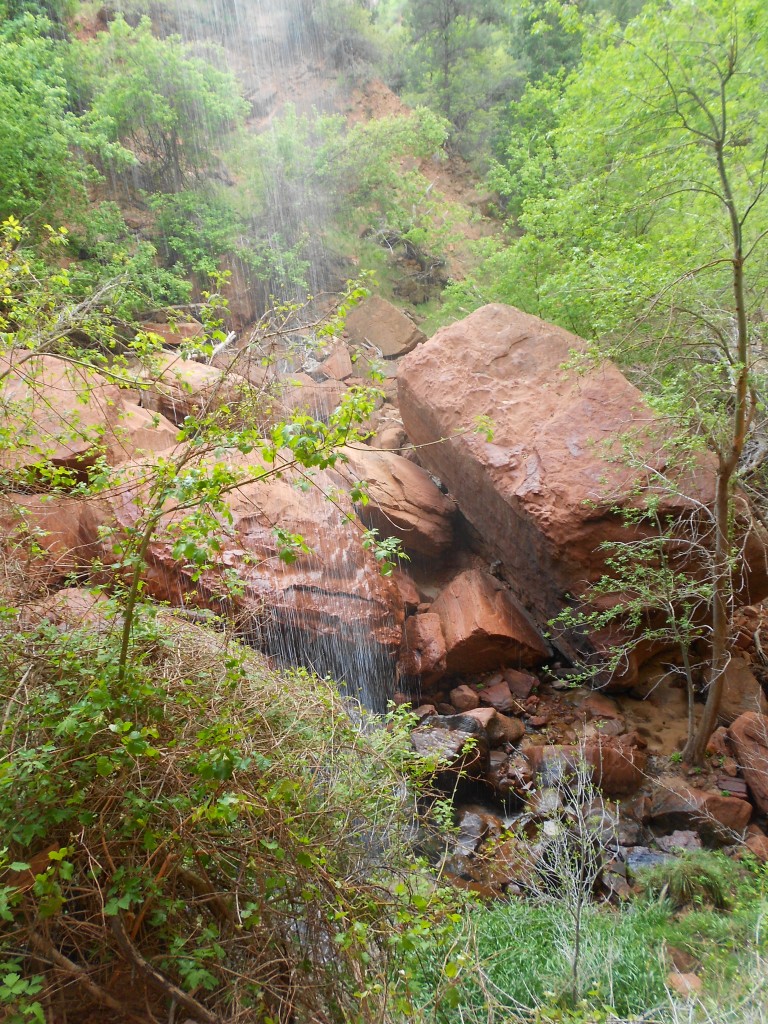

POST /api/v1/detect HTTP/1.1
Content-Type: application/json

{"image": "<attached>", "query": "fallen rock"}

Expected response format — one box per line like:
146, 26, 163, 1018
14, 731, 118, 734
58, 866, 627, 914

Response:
400, 613, 447, 685
392, 569, 420, 614
430, 569, 548, 674
19, 587, 110, 631
503, 668, 538, 699
0, 494, 107, 587
5, 454, 404, 702
478, 677, 517, 714
745, 825, 768, 862
0, 354, 179, 476
410, 714, 490, 785
581, 693, 623, 720
462, 706, 525, 747
656, 830, 702, 853
333, 446, 455, 558
317, 343, 354, 381
398, 303, 768, 680
450, 684, 480, 712
648, 781, 752, 842
140, 321, 205, 348
729, 712, 768, 813
140, 352, 251, 426
526, 738, 647, 796
345, 295, 426, 359
274, 373, 347, 422
667, 972, 702, 998
718, 656, 768, 724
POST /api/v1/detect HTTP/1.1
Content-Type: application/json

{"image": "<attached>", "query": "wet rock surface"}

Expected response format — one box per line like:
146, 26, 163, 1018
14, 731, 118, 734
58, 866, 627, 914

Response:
332, 445, 455, 558
729, 712, 768, 813
345, 295, 426, 358
429, 569, 549, 675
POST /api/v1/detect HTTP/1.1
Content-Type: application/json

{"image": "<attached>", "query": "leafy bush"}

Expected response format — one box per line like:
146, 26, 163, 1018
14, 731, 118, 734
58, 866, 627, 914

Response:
0, 14, 120, 227
0, 603, 456, 1023
72, 14, 248, 189
639, 851, 737, 911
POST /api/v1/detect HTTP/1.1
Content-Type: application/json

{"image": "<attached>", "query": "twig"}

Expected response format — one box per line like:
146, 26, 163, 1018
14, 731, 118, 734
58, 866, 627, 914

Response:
110, 916, 220, 1024
27, 929, 148, 1024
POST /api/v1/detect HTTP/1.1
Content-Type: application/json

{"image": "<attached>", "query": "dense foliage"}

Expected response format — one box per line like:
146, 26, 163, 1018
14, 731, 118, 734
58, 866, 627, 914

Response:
3, 1, 768, 1021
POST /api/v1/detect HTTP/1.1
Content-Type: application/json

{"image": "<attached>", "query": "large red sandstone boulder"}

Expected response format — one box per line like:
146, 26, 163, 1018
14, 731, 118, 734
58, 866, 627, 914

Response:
1, 454, 404, 698
526, 738, 646, 797
397, 304, 768, 679
729, 712, 768, 813
139, 352, 252, 426
648, 781, 752, 841
332, 446, 455, 558
0, 494, 107, 586
718, 657, 768, 725
345, 296, 426, 359
430, 569, 548, 674
0, 355, 179, 476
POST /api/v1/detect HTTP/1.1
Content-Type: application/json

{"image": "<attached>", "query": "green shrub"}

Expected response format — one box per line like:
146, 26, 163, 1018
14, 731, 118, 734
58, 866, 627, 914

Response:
0, 603, 454, 1023
639, 851, 737, 911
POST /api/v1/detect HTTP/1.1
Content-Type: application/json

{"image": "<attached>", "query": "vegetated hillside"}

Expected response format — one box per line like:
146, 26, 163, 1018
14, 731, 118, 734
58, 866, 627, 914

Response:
3, 3, 768, 1024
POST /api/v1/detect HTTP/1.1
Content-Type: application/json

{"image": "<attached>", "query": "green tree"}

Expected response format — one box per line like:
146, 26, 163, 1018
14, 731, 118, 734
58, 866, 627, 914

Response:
0, 14, 120, 227
402, 0, 520, 147
452, 0, 768, 760
73, 14, 248, 189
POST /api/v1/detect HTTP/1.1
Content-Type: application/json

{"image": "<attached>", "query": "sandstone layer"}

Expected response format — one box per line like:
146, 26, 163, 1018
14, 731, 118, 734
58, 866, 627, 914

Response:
398, 303, 768, 677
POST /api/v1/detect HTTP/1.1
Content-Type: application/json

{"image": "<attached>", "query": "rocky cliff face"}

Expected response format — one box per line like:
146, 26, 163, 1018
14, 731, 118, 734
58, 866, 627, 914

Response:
397, 303, 768, 681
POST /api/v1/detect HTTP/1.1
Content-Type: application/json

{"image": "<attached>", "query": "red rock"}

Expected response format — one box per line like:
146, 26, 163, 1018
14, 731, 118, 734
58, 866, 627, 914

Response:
371, 421, 409, 452
56, 453, 404, 696
333, 446, 455, 558
667, 972, 702, 997
706, 727, 731, 758
400, 613, 447, 685
528, 715, 550, 729
274, 373, 347, 423
140, 321, 204, 348
649, 781, 752, 841
718, 656, 768, 724
392, 569, 420, 614
526, 739, 647, 796
745, 825, 768, 862
478, 679, 516, 714
0, 354, 179, 476
410, 714, 489, 784
345, 296, 425, 359
19, 587, 109, 631
581, 693, 623, 720
140, 352, 251, 426
0, 494, 107, 587
430, 569, 548, 674
450, 684, 480, 712
462, 707, 525, 746
729, 712, 768, 813
318, 344, 354, 381
412, 704, 437, 720
109, 403, 180, 463
397, 303, 768, 679
503, 668, 538, 699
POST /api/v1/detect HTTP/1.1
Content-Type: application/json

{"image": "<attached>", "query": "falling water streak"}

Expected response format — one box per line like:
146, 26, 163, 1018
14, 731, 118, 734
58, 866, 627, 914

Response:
119, 1, 403, 707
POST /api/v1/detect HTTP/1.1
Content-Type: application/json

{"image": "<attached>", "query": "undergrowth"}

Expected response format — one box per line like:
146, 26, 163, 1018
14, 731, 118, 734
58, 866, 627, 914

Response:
0, 597, 459, 1024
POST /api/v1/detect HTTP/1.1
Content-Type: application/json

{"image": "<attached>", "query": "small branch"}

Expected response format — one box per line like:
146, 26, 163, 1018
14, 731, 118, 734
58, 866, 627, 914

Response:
27, 930, 148, 1024
110, 916, 220, 1024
